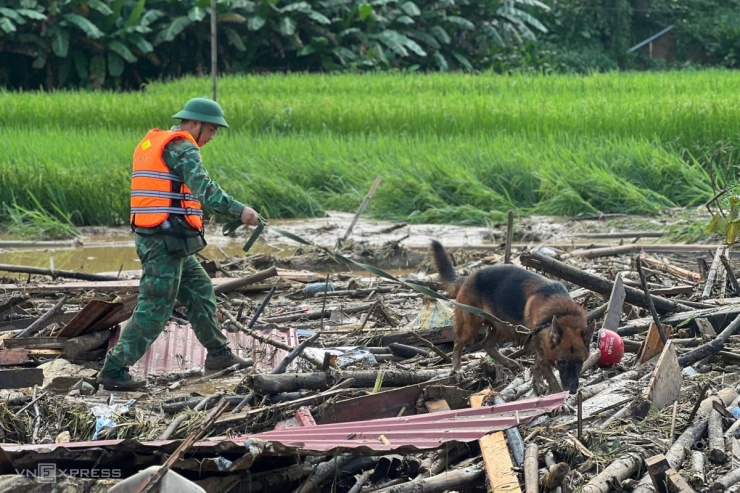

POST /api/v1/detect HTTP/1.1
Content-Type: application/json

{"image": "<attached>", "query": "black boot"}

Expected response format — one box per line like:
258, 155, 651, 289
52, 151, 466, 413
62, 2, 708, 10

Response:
97, 368, 146, 391
205, 346, 252, 370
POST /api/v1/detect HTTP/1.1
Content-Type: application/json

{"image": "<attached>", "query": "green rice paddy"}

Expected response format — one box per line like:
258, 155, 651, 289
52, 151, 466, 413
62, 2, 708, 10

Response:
1, 70, 737, 227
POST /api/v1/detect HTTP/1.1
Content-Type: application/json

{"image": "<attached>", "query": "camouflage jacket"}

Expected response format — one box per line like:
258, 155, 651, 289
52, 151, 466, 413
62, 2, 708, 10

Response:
162, 125, 245, 218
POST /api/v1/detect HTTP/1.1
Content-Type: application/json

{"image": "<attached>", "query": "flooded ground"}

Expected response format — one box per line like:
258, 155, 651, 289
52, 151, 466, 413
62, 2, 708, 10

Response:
0, 209, 710, 276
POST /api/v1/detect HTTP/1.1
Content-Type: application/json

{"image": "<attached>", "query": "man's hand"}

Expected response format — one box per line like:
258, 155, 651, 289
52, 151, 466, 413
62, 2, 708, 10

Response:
240, 206, 259, 226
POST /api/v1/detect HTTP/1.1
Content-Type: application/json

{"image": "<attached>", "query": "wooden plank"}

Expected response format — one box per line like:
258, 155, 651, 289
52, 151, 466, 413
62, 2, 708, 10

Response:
424, 399, 451, 413
644, 341, 682, 409
480, 432, 523, 492
470, 389, 494, 409
3, 337, 69, 349
603, 273, 626, 330
471, 390, 522, 492
0, 349, 31, 366
57, 299, 122, 337
637, 323, 673, 364
0, 368, 43, 389
665, 468, 696, 493
646, 454, 671, 493
695, 318, 717, 337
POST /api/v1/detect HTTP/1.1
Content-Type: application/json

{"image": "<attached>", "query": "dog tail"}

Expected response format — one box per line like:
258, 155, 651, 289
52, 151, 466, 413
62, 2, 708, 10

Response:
430, 240, 462, 296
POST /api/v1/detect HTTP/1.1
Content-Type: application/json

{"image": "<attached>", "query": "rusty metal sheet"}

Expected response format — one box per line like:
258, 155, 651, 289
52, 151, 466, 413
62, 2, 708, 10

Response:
247, 392, 568, 453
119, 322, 296, 375
0, 393, 566, 458
315, 377, 452, 425
57, 300, 123, 337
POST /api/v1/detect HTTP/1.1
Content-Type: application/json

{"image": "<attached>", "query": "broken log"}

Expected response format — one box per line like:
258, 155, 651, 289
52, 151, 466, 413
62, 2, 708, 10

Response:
372, 464, 484, 493
232, 333, 320, 413
296, 455, 374, 493
213, 266, 278, 295
62, 330, 110, 360
519, 251, 692, 314
0, 263, 118, 281
159, 392, 222, 440
524, 443, 539, 493
410, 333, 451, 363
708, 408, 728, 464
231, 462, 316, 493
262, 301, 377, 324
712, 467, 740, 492
639, 254, 701, 283
690, 451, 705, 489
632, 420, 709, 493
418, 444, 470, 477
14, 296, 68, 338
721, 254, 740, 293
388, 343, 430, 359
347, 470, 373, 493
581, 452, 645, 493
678, 312, 740, 367
539, 462, 569, 491
703, 245, 728, 299
251, 369, 451, 394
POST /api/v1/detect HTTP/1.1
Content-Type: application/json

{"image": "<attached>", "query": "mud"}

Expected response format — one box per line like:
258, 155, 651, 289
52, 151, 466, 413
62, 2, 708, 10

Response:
0, 208, 711, 276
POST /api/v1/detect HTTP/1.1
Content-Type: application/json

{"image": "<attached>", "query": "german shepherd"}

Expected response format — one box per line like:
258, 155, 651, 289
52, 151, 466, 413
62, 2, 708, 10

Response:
430, 240, 595, 394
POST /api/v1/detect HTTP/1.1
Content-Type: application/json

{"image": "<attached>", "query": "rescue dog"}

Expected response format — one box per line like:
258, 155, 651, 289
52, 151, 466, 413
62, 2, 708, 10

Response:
430, 240, 595, 394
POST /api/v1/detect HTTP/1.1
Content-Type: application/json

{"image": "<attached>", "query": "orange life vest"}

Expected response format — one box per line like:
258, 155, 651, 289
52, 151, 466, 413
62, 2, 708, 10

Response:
130, 129, 204, 230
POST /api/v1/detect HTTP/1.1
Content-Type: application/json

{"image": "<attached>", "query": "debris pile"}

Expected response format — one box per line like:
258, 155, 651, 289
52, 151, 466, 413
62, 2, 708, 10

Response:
0, 221, 739, 493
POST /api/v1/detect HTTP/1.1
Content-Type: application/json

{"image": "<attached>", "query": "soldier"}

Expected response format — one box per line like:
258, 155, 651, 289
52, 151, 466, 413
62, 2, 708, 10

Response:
97, 97, 259, 390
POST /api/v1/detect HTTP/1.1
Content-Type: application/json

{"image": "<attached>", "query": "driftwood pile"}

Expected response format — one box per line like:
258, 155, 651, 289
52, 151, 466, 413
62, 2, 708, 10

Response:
1, 227, 740, 492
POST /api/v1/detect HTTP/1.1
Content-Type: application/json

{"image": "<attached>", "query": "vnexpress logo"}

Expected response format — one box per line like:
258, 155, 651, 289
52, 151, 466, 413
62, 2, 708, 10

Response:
16, 463, 121, 482
15, 463, 56, 483
36, 463, 56, 484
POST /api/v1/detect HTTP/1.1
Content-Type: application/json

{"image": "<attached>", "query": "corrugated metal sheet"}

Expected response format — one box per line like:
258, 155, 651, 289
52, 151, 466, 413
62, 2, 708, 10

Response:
248, 392, 567, 452
0, 393, 567, 456
116, 322, 296, 375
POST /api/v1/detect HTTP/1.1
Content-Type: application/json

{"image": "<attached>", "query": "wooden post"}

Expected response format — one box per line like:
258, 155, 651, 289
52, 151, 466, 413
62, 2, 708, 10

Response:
341, 176, 382, 243
210, 0, 217, 101
524, 443, 539, 493
504, 210, 514, 264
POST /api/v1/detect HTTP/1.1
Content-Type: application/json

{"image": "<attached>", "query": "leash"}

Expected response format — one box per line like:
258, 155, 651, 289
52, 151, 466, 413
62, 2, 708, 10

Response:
221, 218, 536, 338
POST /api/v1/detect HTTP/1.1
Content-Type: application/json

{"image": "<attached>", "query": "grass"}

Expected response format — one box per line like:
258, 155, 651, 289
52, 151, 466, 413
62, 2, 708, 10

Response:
0, 70, 736, 229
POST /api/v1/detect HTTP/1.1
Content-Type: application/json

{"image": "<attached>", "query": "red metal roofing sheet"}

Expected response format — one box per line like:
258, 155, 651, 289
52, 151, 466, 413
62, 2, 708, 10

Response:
0, 392, 567, 455
116, 322, 296, 375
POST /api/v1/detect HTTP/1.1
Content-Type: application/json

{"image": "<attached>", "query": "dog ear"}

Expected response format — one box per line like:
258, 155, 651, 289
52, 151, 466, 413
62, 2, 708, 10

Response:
550, 315, 562, 346
583, 320, 596, 345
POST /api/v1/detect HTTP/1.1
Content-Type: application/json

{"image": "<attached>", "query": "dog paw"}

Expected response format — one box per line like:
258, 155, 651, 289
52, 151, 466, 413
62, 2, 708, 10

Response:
551, 403, 576, 416
532, 377, 550, 396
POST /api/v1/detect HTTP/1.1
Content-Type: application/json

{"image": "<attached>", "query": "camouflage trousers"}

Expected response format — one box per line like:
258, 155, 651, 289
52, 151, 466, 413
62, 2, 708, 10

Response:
102, 233, 228, 373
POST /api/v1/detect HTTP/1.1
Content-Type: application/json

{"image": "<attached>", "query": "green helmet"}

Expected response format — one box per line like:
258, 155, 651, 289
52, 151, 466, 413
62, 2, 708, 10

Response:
172, 97, 229, 128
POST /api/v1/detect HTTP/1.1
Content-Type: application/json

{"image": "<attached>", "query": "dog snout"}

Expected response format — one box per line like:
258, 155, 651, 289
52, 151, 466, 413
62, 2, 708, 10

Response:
559, 362, 582, 394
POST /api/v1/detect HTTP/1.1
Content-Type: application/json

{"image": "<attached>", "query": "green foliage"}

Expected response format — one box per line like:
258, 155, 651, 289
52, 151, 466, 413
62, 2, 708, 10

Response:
3, 193, 80, 240
0, 0, 550, 89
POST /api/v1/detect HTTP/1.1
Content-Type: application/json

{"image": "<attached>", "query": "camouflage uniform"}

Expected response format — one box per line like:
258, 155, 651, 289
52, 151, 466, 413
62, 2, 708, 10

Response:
102, 126, 246, 375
